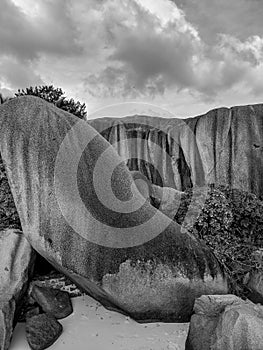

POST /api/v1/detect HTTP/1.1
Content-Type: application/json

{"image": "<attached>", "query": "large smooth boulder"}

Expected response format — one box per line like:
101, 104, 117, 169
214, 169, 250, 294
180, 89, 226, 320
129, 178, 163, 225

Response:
186, 294, 263, 350
0, 97, 227, 322
0, 229, 34, 350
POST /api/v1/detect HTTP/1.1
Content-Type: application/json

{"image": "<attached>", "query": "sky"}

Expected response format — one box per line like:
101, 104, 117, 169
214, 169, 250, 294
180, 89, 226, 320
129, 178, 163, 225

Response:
1, 0, 263, 118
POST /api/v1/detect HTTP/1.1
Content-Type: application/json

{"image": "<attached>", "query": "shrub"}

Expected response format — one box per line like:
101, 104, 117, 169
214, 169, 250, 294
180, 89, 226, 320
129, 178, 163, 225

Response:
174, 184, 263, 296
0, 156, 21, 230
15, 85, 87, 119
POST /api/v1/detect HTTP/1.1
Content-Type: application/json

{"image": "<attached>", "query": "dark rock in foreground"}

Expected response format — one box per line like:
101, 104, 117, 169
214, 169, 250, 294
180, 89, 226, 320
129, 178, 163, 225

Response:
186, 294, 263, 350
31, 284, 73, 319
0, 96, 227, 322
26, 313, 62, 350
25, 306, 41, 320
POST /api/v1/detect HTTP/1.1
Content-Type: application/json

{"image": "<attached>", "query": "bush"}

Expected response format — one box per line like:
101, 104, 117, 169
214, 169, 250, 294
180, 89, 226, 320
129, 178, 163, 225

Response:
174, 184, 263, 296
15, 85, 87, 119
0, 156, 21, 230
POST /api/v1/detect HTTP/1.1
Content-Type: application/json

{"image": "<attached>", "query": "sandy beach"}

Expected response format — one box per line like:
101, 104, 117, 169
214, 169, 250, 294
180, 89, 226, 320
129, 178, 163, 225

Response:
10, 294, 189, 350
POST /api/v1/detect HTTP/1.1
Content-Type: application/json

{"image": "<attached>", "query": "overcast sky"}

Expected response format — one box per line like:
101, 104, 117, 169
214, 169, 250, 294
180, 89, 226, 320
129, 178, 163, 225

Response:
1, 0, 263, 118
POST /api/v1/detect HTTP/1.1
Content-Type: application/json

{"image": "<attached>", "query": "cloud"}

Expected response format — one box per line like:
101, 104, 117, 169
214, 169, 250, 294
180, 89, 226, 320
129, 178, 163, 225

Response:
0, 0, 83, 91
171, 0, 263, 43
83, 0, 263, 100
217, 34, 263, 65
0, 0, 82, 62
1, 0, 263, 113
0, 56, 43, 89
84, 0, 200, 97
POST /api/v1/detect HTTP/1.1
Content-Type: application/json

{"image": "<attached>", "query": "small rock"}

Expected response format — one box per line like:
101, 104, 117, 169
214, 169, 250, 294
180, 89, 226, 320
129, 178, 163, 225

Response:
31, 284, 73, 319
26, 313, 63, 350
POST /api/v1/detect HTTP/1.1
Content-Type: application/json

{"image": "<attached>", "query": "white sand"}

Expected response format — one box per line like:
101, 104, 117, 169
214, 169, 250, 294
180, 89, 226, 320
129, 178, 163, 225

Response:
10, 295, 189, 350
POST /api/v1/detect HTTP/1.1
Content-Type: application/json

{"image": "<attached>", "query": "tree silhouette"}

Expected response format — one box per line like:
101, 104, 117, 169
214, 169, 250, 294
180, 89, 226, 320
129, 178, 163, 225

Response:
15, 85, 87, 119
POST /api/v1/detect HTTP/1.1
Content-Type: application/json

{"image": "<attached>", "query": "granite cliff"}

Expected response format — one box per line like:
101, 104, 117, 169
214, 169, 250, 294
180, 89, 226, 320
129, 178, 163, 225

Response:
89, 103, 263, 197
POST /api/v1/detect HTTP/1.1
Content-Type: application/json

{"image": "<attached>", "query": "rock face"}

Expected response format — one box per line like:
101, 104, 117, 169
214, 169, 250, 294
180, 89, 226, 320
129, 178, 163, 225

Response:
89, 104, 263, 198
0, 229, 34, 350
0, 299, 15, 350
0, 96, 227, 322
186, 294, 263, 350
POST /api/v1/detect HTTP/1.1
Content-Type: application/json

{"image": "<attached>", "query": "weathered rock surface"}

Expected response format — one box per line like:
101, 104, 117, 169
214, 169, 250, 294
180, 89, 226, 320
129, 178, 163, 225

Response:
25, 313, 62, 350
151, 184, 183, 219
31, 284, 73, 319
131, 170, 184, 218
0, 96, 227, 322
0, 299, 15, 350
0, 229, 34, 349
89, 104, 263, 198
25, 306, 40, 320
185, 294, 263, 350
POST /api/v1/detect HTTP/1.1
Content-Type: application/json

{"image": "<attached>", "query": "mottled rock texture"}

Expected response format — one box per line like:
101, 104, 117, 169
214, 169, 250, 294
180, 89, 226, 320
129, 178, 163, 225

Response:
0, 97, 227, 322
0, 229, 34, 349
89, 104, 263, 198
25, 313, 62, 350
0, 299, 15, 350
31, 284, 73, 319
186, 294, 263, 350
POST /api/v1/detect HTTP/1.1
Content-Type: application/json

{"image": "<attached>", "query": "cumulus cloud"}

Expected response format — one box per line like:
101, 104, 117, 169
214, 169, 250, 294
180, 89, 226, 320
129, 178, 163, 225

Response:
0, 0, 83, 92
84, 0, 263, 99
0, 0, 81, 61
1, 0, 263, 114
171, 0, 263, 43
0, 56, 43, 88
84, 0, 200, 97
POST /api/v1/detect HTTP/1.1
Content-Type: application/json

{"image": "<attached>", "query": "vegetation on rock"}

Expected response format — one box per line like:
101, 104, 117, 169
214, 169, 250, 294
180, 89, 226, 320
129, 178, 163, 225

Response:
174, 184, 263, 296
0, 85, 87, 230
15, 85, 87, 119
0, 156, 21, 230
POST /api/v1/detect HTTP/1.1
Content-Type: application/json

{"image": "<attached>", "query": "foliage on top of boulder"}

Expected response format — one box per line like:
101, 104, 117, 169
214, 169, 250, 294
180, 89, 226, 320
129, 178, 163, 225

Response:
174, 184, 263, 296
0, 156, 21, 230
15, 85, 87, 120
